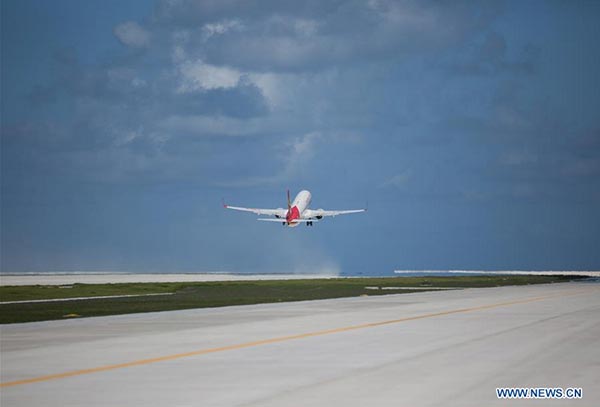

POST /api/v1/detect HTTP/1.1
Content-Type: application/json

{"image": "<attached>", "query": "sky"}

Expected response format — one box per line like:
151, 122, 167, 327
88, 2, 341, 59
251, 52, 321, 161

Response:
1, 0, 599, 274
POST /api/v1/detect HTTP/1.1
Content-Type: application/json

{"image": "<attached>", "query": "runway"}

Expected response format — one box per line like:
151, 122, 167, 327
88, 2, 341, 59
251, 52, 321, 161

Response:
1, 280, 599, 406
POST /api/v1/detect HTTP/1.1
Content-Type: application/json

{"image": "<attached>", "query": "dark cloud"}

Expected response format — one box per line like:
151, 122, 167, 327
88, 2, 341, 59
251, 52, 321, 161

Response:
161, 1, 502, 72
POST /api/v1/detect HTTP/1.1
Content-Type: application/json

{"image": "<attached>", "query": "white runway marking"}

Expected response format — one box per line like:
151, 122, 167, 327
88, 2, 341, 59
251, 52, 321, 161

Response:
0, 292, 174, 305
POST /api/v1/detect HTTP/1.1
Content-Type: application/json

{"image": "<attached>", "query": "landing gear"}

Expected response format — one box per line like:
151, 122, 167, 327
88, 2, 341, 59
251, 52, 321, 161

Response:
282, 222, 286, 226
306, 221, 313, 226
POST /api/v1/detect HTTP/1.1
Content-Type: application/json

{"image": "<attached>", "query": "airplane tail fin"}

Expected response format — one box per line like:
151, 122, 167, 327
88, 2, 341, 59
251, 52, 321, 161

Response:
287, 189, 291, 210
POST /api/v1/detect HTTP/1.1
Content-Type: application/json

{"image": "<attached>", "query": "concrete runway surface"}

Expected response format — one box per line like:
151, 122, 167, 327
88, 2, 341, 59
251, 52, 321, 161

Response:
1, 280, 599, 406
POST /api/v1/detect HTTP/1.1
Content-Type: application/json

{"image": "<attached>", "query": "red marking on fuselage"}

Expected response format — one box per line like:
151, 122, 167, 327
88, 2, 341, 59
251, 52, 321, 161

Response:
286, 206, 300, 224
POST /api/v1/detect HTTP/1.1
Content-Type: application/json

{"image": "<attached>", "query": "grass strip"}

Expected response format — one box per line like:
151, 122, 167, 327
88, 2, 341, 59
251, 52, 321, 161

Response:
0, 275, 581, 324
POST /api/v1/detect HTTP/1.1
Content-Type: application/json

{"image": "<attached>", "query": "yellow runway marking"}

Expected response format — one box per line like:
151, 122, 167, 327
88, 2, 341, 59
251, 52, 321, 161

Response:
0, 288, 594, 388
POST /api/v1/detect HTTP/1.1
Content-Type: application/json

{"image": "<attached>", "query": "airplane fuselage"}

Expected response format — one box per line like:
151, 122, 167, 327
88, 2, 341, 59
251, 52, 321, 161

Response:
286, 190, 312, 226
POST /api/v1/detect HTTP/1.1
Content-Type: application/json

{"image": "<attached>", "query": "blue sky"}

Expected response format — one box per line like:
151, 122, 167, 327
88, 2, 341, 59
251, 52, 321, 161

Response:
1, 0, 599, 274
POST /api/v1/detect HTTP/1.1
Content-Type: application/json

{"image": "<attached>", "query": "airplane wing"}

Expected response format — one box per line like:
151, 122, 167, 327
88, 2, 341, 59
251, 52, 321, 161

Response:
224, 205, 287, 218
303, 208, 366, 218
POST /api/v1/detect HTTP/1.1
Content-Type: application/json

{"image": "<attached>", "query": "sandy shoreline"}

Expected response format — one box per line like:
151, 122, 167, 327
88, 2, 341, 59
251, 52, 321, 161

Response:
394, 270, 600, 277
0, 273, 341, 286
2, 270, 597, 286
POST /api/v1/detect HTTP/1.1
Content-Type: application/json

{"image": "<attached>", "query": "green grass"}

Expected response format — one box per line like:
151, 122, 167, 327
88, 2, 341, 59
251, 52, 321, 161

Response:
0, 275, 581, 324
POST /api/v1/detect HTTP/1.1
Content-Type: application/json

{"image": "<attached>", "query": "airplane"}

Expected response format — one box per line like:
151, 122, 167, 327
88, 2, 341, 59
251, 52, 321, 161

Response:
223, 189, 366, 227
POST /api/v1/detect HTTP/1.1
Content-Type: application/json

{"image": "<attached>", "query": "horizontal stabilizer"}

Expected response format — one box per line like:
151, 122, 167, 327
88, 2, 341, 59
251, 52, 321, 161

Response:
257, 218, 319, 223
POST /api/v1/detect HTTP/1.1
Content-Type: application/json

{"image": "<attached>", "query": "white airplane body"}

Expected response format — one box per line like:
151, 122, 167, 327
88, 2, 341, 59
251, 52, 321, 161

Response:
224, 190, 365, 227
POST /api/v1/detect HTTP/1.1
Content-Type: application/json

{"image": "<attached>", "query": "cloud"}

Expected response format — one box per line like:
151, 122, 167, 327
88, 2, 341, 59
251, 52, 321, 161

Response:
159, 114, 266, 137
178, 59, 241, 91
245, 72, 284, 108
175, 56, 284, 110
216, 132, 327, 187
13, 1, 591, 200
113, 21, 151, 48
157, 1, 494, 73
201, 19, 243, 41
380, 170, 413, 189
278, 131, 324, 180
